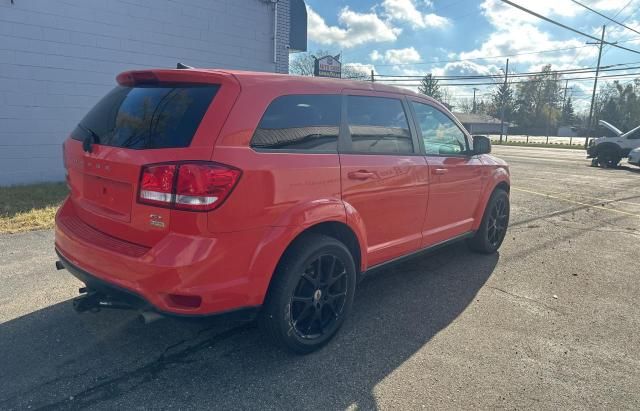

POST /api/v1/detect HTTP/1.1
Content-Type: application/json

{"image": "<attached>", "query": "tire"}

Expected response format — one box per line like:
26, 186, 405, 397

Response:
468, 189, 510, 254
597, 147, 621, 168
259, 233, 357, 354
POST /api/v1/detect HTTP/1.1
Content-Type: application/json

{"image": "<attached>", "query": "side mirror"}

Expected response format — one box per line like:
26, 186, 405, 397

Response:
473, 135, 491, 155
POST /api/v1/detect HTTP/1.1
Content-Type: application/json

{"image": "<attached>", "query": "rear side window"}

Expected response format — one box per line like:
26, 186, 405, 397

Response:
71, 85, 219, 149
346, 96, 413, 154
251, 95, 341, 152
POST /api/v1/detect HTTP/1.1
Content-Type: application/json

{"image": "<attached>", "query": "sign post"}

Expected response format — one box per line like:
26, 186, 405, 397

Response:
314, 55, 342, 78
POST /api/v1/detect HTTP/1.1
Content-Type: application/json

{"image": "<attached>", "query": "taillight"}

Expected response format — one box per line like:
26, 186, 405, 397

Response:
139, 164, 177, 207
137, 162, 241, 211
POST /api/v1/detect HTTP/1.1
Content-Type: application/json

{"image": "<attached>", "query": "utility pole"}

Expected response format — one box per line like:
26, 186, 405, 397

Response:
585, 25, 606, 148
499, 58, 509, 143
561, 79, 570, 111
472, 88, 479, 113
546, 91, 553, 143
371, 70, 375, 83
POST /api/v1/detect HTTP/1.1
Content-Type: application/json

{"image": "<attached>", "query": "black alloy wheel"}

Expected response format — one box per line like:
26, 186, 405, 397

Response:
290, 254, 348, 339
468, 188, 510, 254
487, 196, 509, 248
259, 233, 356, 354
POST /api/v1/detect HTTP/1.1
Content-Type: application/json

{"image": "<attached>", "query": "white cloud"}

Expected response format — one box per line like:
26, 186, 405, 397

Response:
370, 50, 383, 61
480, 0, 581, 27
458, 23, 593, 66
344, 62, 378, 76
450, 0, 602, 75
381, 0, 450, 29
604, 20, 640, 45
307, 5, 401, 48
370, 47, 422, 64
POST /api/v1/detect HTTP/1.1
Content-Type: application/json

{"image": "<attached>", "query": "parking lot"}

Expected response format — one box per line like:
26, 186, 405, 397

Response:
1, 145, 639, 410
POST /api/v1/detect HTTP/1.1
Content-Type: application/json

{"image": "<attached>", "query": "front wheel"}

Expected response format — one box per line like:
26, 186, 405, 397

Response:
259, 233, 356, 354
468, 189, 510, 254
597, 148, 621, 168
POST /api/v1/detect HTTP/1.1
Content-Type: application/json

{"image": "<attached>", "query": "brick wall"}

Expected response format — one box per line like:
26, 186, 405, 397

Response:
0, 0, 291, 185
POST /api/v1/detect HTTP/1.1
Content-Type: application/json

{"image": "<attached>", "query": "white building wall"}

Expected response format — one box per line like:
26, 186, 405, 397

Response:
0, 0, 290, 185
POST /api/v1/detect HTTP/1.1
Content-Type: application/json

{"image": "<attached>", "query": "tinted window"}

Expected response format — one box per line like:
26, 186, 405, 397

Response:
251, 95, 340, 151
412, 102, 468, 155
71, 85, 218, 149
346, 96, 413, 154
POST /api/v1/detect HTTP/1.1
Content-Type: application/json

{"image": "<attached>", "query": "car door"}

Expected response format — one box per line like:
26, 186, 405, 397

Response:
409, 99, 484, 247
340, 92, 429, 267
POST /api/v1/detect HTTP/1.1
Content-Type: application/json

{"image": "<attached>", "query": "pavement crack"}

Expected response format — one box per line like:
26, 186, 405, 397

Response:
541, 217, 640, 237
486, 285, 563, 315
33, 323, 252, 411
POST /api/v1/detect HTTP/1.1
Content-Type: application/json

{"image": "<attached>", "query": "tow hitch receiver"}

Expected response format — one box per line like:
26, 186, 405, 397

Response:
72, 289, 135, 313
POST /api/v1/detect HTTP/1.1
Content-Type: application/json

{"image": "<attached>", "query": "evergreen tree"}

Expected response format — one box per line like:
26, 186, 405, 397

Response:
489, 82, 515, 122
418, 74, 443, 100
561, 97, 575, 124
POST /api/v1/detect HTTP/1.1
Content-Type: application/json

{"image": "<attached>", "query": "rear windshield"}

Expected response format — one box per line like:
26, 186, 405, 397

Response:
71, 85, 219, 149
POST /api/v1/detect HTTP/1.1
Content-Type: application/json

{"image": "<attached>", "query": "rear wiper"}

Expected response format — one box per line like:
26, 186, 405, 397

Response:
77, 124, 101, 153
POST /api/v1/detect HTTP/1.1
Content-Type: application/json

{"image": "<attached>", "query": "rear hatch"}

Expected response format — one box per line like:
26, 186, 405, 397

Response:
63, 70, 240, 247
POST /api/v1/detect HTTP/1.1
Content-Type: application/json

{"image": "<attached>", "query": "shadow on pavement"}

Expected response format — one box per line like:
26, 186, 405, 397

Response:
0, 243, 498, 410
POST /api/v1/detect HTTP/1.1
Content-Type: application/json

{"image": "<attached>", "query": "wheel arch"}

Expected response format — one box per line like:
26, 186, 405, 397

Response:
595, 142, 622, 156
255, 220, 365, 308
472, 172, 510, 231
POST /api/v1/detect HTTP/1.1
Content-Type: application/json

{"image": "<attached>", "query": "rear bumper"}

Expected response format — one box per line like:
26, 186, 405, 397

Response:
55, 198, 269, 316
56, 250, 259, 321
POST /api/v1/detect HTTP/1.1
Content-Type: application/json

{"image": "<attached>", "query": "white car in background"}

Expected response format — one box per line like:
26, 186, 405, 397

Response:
587, 120, 640, 167
629, 147, 640, 167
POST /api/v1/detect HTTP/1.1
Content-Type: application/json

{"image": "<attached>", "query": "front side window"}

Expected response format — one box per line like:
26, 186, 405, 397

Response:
412, 102, 468, 155
346, 96, 413, 154
251, 94, 341, 152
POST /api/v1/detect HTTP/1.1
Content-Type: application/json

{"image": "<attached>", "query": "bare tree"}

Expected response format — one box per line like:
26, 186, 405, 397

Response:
456, 98, 474, 113
289, 50, 370, 80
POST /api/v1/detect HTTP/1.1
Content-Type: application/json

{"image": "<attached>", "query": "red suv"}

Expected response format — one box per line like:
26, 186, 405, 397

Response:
55, 68, 510, 353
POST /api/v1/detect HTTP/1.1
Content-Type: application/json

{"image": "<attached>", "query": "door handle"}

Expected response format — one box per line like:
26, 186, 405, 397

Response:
434, 168, 448, 175
348, 170, 376, 180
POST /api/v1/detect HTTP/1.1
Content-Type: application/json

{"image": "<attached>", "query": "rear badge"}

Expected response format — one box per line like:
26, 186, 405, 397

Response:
149, 214, 165, 228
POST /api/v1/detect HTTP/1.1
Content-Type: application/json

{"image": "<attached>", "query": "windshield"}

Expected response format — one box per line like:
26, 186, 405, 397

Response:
71, 85, 219, 149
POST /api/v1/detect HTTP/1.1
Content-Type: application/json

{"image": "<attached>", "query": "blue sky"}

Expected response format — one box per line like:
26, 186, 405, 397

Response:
303, 0, 640, 110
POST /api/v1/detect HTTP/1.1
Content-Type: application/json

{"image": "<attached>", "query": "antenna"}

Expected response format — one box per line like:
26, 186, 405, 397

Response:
176, 62, 194, 70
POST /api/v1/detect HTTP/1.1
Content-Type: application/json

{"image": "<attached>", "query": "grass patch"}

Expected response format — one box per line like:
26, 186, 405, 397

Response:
0, 182, 69, 234
492, 141, 586, 150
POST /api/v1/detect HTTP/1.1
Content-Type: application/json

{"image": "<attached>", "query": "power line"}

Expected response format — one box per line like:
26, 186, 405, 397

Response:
372, 63, 640, 80
366, 37, 640, 69
600, 3, 640, 59
570, 0, 640, 36
499, 0, 640, 54
374, 71, 640, 87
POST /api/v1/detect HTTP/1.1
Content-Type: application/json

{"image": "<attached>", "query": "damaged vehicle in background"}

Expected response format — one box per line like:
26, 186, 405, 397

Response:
587, 120, 640, 167
629, 147, 640, 167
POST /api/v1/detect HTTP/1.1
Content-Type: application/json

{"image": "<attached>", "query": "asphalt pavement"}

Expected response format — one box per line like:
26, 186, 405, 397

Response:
1, 145, 639, 410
